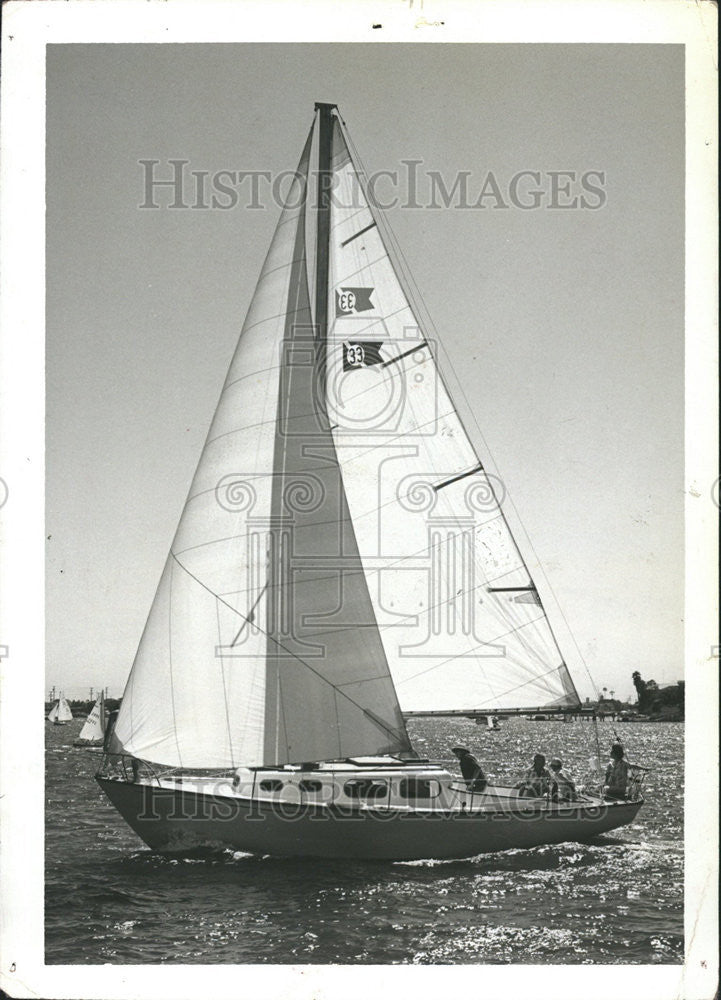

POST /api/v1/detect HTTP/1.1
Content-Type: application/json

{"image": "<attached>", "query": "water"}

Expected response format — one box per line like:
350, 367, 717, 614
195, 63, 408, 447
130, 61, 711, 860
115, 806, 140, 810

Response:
45, 717, 683, 964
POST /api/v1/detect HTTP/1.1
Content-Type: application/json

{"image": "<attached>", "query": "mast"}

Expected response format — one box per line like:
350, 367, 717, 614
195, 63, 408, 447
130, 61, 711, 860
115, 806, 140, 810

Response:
314, 102, 336, 344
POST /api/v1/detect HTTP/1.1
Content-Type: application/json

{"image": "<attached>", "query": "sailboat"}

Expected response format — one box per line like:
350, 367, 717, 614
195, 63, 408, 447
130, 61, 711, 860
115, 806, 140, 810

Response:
47, 696, 73, 726
97, 103, 645, 859
74, 692, 106, 747
473, 714, 501, 730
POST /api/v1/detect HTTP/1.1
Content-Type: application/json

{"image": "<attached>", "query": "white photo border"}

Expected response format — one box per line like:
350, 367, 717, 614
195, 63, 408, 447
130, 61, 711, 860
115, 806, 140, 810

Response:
0, 2, 717, 999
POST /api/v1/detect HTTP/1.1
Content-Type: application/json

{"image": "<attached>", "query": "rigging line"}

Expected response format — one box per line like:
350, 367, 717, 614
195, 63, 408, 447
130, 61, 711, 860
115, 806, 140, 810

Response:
170, 560, 403, 744
394, 614, 547, 686
333, 303, 410, 340
214, 595, 235, 767
592, 717, 603, 787
205, 407, 328, 448
223, 362, 281, 394
334, 408, 460, 468
230, 584, 268, 646
167, 557, 184, 765
340, 116, 585, 705
325, 358, 442, 433
238, 251, 312, 293
335, 671, 401, 689
457, 528, 499, 705
333, 249, 395, 283
328, 204, 367, 235
217, 533, 522, 605
178, 463, 508, 567
403, 658, 578, 715
482, 662, 578, 706
221, 301, 308, 371
376, 577, 495, 636
322, 364, 410, 413
173, 533, 247, 558
272, 165, 313, 762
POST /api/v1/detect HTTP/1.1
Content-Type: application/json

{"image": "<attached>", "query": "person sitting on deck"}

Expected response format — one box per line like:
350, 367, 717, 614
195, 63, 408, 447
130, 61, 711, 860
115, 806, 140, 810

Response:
516, 753, 551, 798
548, 758, 577, 802
451, 746, 487, 792
604, 742, 630, 800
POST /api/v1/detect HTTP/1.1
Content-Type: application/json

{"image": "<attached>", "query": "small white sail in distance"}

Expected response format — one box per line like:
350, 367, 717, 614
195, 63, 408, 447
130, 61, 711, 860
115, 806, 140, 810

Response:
48, 697, 73, 723
77, 693, 106, 743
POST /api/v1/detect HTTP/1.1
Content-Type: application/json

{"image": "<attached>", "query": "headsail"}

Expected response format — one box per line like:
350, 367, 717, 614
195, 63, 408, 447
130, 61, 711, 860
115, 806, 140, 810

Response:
113, 119, 410, 769
324, 117, 580, 713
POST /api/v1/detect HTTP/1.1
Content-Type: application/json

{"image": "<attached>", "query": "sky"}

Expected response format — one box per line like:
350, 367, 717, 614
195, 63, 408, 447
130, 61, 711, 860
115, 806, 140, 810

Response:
45, 42, 685, 703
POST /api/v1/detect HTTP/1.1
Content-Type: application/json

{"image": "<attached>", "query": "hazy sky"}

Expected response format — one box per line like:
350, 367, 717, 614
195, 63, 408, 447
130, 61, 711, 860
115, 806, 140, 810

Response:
45, 43, 684, 703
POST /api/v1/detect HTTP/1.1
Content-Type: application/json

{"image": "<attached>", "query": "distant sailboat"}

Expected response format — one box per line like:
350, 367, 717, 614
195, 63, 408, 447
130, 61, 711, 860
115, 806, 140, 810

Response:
474, 714, 501, 730
74, 692, 106, 747
47, 696, 72, 726
97, 103, 645, 859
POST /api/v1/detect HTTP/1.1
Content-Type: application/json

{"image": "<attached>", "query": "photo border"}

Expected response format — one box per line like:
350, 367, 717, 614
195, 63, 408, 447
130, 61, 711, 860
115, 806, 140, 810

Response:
0, 2, 717, 998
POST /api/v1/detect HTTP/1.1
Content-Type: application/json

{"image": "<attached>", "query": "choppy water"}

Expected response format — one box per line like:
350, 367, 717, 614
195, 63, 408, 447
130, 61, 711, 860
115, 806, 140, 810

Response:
45, 717, 683, 964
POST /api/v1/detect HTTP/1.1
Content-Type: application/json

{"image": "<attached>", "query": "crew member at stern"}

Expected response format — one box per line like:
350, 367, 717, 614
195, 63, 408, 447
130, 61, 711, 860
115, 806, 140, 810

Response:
604, 742, 630, 800
451, 746, 488, 792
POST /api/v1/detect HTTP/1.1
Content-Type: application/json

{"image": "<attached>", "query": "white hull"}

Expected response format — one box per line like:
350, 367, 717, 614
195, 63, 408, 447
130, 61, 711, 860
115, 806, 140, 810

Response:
97, 763, 642, 861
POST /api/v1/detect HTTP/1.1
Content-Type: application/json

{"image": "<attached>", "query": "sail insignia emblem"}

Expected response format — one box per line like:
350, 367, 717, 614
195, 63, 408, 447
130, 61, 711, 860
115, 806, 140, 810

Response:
336, 286, 374, 315
343, 341, 385, 371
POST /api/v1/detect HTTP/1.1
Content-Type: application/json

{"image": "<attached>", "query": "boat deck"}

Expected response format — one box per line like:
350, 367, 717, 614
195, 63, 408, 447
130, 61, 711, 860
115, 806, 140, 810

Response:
100, 758, 618, 815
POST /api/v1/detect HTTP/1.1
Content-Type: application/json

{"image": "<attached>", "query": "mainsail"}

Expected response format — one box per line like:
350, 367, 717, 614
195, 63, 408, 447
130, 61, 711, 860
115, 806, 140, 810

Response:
324, 117, 580, 713
114, 105, 579, 771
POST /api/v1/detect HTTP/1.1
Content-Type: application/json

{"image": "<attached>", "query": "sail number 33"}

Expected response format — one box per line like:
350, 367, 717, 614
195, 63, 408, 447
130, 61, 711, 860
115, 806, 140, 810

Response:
345, 343, 365, 366
338, 291, 357, 313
